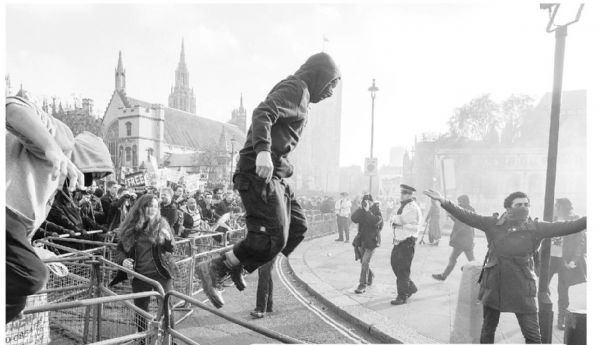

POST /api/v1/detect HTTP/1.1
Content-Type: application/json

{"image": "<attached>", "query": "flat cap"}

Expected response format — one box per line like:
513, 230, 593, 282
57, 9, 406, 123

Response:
400, 184, 416, 193
362, 194, 373, 201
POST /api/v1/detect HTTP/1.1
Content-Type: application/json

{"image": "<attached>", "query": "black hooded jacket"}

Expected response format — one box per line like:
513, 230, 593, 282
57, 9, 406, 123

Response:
237, 52, 340, 179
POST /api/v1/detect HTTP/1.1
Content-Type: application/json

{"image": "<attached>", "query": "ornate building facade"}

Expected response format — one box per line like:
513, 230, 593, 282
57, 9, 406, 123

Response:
168, 40, 196, 114
101, 49, 244, 181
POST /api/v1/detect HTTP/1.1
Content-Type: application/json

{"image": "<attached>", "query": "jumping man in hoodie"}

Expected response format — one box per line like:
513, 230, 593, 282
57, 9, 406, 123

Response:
197, 52, 341, 308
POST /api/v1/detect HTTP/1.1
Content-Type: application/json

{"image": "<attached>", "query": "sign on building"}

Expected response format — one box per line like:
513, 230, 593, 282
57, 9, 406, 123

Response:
364, 157, 378, 176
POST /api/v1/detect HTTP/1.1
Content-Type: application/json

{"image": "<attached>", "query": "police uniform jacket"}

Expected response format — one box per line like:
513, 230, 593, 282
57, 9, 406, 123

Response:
440, 200, 587, 314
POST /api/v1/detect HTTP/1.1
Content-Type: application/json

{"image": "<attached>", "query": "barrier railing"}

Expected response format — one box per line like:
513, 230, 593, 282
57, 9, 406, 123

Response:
8, 214, 331, 344
164, 290, 303, 344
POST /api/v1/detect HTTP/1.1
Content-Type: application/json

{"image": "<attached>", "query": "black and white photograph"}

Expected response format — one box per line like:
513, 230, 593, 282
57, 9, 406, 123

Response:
3, 1, 598, 344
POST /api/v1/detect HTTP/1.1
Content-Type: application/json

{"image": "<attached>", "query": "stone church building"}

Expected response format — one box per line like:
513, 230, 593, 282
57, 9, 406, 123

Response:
101, 42, 246, 181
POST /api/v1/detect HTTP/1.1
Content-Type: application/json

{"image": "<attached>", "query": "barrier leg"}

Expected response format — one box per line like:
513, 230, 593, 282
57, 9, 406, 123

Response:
451, 261, 483, 344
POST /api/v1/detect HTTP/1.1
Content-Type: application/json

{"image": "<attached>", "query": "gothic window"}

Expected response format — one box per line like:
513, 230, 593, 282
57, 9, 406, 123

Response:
132, 145, 138, 167
126, 122, 132, 136
125, 147, 131, 162
105, 121, 120, 165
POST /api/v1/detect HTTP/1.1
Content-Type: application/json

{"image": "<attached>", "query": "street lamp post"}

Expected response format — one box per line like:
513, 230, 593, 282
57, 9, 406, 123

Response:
537, 4, 584, 343
368, 79, 379, 196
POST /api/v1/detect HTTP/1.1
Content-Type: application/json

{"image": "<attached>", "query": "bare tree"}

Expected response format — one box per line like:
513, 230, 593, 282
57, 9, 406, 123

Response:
500, 94, 535, 145
448, 94, 500, 141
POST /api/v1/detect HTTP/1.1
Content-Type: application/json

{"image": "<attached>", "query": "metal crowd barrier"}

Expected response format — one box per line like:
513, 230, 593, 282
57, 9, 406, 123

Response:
7, 216, 324, 345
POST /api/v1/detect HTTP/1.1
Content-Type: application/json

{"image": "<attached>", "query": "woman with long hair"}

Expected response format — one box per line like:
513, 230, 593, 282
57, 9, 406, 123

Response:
116, 194, 178, 333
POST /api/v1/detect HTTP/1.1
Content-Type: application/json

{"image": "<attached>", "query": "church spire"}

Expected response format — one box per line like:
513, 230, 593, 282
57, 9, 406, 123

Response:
115, 50, 126, 92
179, 38, 186, 66
168, 38, 195, 113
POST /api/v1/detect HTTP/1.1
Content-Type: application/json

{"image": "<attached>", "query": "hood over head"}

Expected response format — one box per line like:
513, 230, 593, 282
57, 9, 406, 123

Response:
294, 52, 341, 103
71, 131, 114, 185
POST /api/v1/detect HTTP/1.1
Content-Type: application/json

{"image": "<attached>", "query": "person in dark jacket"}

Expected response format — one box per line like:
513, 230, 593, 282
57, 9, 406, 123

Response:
101, 181, 119, 224
113, 194, 177, 335
432, 194, 476, 281
351, 194, 383, 293
197, 52, 341, 309
160, 187, 182, 236
200, 192, 217, 223
549, 198, 586, 330
424, 189, 587, 344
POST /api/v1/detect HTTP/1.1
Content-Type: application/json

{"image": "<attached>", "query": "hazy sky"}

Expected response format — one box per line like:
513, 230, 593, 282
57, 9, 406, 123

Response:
5, 3, 596, 167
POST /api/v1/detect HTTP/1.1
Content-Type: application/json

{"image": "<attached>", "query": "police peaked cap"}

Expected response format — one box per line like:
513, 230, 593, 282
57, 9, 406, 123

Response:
400, 184, 416, 193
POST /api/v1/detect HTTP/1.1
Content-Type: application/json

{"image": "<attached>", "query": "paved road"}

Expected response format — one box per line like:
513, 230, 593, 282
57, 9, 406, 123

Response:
174, 255, 383, 344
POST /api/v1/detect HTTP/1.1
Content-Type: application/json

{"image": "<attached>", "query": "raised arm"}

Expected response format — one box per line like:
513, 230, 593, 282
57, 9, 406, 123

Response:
423, 189, 494, 232
535, 217, 587, 239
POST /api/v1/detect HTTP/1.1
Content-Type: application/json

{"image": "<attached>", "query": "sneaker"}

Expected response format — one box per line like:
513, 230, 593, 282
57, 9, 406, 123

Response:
345, 239, 350, 243
250, 310, 265, 319
354, 285, 366, 294
390, 295, 407, 305
230, 264, 247, 291
335, 238, 343, 242
197, 258, 228, 308
432, 273, 446, 281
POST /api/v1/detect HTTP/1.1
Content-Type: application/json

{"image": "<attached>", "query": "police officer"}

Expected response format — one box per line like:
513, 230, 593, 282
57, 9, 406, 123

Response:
390, 184, 422, 305
424, 189, 587, 344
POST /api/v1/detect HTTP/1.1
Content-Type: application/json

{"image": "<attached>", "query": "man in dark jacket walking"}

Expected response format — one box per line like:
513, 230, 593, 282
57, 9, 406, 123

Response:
432, 194, 476, 281
424, 189, 587, 344
197, 52, 341, 308
351, 194, 382, 293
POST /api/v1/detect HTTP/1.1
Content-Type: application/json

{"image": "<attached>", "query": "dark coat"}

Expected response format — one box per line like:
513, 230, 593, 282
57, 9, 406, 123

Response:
351, 208, 382, 250
110, 221, 178, 287
161, 202, 182, 235
448, 204, 475, 251
441, 200, 587, 313
237, 53, 340, 179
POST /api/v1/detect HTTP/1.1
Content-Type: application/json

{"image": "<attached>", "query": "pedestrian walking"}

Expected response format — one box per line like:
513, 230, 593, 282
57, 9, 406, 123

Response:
424, 189, 587, 344
335, 192, 352, 242
424, 198, 442, 245
196, 52, 341, 308
351, 194, 382, 293
389, 184, 422, 305
549, 198, 586, 330
432, 194, 476, 281
251, 257, 277, 319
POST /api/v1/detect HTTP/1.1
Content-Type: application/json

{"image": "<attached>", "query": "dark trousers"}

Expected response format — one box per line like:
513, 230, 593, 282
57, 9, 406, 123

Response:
442, 246, 475, 278
233, 173, 308, 273
5, 208, 48, 323
549, 256, 569, 316
390, 237, 416, 297
255, 258, 276, 312
336, 215, 350, 241
132, 277, 173, 333
480, 305, 542, 344
358, 247, 374, 286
